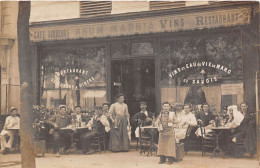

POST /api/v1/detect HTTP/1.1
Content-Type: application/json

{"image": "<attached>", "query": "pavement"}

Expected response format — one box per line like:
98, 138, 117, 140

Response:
0, 149, 259, 168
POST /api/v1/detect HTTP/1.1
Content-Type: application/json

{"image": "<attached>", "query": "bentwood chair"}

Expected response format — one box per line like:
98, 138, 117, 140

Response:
201, 126, 215, 156
89, 132, 106, 154
183, 125, 201, 154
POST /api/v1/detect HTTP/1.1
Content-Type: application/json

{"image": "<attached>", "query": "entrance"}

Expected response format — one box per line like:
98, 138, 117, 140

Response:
111, 58, 155, 117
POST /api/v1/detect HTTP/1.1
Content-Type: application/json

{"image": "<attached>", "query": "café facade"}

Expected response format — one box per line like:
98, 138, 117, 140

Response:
29, 2, 259, 117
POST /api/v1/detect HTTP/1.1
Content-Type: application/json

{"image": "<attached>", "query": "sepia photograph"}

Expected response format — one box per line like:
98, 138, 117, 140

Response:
0, 0, 259, 168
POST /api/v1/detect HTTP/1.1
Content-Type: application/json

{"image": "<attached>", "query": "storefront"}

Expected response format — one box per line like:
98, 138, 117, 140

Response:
29, 2, 259, 117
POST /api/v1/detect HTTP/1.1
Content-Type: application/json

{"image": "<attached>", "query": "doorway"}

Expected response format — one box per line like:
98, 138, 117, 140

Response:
111, 58, 155, 117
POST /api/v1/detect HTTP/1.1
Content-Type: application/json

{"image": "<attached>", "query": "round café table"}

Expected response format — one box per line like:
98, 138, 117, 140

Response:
206, 126, 231, 158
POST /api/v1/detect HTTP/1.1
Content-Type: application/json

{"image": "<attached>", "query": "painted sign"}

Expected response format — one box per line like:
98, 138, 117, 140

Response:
30, 7, 251, 42
50, 68, 95, 89
221, 83, 244, 95
168, 61, 231, 78
168, 61, 231, 85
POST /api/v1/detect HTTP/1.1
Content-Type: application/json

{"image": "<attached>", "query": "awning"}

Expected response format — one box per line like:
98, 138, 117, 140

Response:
42, 90, 67, 99
82, 90, 106, 98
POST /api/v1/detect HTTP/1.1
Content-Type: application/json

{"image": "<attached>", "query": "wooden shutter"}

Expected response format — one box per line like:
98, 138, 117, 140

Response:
80, 1, 112, 17
149, 1, 186, 10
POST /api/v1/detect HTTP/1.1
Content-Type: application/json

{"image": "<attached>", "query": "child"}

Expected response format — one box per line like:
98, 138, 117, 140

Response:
156, 102, 177, 164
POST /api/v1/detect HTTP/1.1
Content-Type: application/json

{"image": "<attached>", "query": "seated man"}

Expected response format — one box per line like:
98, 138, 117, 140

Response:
0, 107, 20, 155
102, 102, 110, 116
71, 106, 88, 149
102, 102, 111, 150
175, 104, 197, 143
47, 105, 72, 157
229, 103, 256, 157
131, 101, 154, 138
195, 103, 215, 137
71, 106, 87, 126
80, 106, 110, 155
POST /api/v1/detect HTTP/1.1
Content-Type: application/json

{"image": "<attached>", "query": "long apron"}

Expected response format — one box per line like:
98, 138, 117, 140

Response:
157, 113, 176, 157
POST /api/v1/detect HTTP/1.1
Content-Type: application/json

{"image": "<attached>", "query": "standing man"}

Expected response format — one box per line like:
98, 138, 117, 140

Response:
80, 106, 110, 154
47, 105, 72, 157
0, 107, 20, 155
156, 102, 177, 164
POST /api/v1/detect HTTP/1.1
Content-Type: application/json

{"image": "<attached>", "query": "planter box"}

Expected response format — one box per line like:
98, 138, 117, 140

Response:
176, 143, 184, 161
34, 140, 45, 157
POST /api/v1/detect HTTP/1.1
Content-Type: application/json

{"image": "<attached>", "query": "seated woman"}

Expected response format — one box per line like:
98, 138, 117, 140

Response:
226, 105, 244, 129
175, 104, 197, 143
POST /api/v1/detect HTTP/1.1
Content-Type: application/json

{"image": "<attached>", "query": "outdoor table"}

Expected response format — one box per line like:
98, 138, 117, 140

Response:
206, 126, 231, 158
60, 126, 88, 152
7, 128, 20, 149
140, 125, 157, 156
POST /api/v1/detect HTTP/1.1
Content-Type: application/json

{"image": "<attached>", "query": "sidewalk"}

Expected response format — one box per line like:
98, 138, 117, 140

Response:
1, 149, 259, 168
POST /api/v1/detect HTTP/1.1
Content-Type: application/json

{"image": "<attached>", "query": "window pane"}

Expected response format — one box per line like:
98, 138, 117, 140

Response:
41, 46, 106, 111
131, 42, 153, 55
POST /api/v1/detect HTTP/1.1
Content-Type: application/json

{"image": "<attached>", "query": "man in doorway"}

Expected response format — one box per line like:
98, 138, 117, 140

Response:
0, 107, 20, 155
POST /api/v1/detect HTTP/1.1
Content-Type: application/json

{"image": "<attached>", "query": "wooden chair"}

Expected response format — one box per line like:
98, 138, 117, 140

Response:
201, 126, 215, 156
89, 132, 106, 154
138, 125, 157, 156
232, 137, 246, 158
183, 125, 201, 154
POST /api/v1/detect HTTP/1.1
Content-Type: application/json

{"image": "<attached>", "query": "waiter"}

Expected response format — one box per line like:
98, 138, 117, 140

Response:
155, 102, 177, 164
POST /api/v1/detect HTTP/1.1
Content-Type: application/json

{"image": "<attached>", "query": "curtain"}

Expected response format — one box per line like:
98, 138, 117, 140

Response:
202, 86, 221, 113
161, 86, 190, 106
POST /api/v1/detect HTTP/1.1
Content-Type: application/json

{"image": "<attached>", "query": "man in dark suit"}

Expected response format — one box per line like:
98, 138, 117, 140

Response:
47, 105, 72, 157
230, 102, 256, 157
196, 103, 215, 127
131, 101, 154, 128
131, 102, 156, 142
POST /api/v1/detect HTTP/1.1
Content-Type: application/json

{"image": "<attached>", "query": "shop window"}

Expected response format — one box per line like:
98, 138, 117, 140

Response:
160, 34, 243, 114
40, 45, 107, 112
131, 42, 154, 55
111, 42, 128, 58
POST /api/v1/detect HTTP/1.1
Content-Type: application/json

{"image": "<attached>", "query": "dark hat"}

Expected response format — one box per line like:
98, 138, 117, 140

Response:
59, 105, 67, 109
102, 102, 110, 106
140, 101, 147, 105
10, 107, 18, 112
94, 106, 102, 110
74, 105, 81, 109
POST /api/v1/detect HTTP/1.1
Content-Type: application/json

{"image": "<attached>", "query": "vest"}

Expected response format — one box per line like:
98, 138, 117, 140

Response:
92, 115, 105, 133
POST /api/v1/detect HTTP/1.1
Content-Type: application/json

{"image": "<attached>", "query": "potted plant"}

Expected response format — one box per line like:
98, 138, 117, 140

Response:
33, 105, 48, 157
